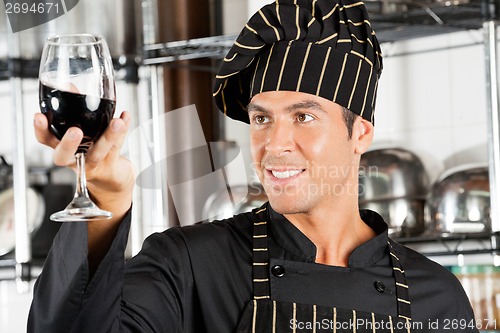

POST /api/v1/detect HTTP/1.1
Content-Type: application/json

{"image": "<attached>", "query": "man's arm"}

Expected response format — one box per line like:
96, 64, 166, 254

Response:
29, 111, 188, 332
33, 111, 134, 274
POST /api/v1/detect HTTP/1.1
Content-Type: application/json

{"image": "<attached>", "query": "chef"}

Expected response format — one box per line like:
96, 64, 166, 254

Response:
29, 0, 479, 332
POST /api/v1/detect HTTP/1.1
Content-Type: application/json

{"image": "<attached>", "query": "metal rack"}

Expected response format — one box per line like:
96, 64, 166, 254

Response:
142, 0, 488, 65
395, 232, 500, 257
140, 0, 500, 261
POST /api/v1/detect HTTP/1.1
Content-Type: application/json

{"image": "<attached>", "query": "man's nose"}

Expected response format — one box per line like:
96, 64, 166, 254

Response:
265, 121, 295, 156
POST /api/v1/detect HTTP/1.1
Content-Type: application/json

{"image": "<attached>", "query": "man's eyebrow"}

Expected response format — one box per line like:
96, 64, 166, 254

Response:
246, 103, 267, 113
246, 100, 326, 113
286, 100, 326, 113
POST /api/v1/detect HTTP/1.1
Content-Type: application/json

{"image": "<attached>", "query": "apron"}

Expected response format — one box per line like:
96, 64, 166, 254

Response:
236, 206, 413, 333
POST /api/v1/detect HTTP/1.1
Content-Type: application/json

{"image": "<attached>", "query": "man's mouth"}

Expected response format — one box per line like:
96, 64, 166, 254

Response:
271, 169, 303, 179
266, 167, 306, 180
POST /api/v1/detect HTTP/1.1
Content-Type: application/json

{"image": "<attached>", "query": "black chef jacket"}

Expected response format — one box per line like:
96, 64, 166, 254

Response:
28, 205, 479, 333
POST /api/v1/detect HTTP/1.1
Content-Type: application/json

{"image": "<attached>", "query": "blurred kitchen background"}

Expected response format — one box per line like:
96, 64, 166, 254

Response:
2, 0, 500, 331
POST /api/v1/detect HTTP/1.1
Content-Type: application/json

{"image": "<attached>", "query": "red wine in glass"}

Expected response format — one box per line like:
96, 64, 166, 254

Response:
39, 83, 115, 152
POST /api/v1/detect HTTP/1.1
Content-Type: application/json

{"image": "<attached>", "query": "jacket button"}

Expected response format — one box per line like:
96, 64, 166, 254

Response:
271, 265, 285, 277
374, 281, 386, 293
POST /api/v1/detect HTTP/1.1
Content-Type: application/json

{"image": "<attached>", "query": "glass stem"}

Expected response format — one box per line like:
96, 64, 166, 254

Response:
75, 152, 90, 199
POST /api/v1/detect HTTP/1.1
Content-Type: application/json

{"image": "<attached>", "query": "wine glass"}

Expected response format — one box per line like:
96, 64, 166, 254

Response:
39, 33, 116, 222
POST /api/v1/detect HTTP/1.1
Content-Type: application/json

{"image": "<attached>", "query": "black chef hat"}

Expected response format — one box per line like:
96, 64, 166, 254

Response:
213, 0, 383, 124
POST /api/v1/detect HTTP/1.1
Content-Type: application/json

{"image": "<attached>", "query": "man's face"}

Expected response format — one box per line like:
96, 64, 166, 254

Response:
248, 91, 371, 215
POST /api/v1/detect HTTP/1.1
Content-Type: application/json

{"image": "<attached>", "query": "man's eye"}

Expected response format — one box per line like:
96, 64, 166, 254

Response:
297, 114, 314, 122
254, 115, 268, 124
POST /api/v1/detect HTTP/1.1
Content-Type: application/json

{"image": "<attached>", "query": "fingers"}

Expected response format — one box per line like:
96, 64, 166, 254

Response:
34, 113, 59, 148
34, 111, 131, 167
34, 112, 83, 166
86, 111, 131, 166
53, 127, 83, 166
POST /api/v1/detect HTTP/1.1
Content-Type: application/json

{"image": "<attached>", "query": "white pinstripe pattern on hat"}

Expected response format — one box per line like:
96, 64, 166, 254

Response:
221, 79, 228, 115
347, 19, 372, 27
213, 83, 223, 96
250, 55, 262, 96
260, 43, 276, 93
347, 59, 363, 110
235, 41, 266, 50
276, 41, 292, 90
224, 53, 238, 62
316, 32, 338, 45
215, 71, 240, 79
309, 0, 317, 27
296, 43, 313, 91
323, 3, 339, 21
316, 47, 332, 96
350, 33, 369, 44
275, 1, 281, 25
245, 24, 258, 35
333, 53, 348, 101
259, 10, 280, 40
351, 49, 373, 67
360, 65, 373, 117
214, 0, 384, 124
295, 3, 301, 40
344, 1, 365, 9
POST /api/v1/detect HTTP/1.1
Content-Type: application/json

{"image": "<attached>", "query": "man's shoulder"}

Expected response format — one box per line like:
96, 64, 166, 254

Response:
391, 239, 458, 283
159, 210, 256, 249
390, 239, 475, 320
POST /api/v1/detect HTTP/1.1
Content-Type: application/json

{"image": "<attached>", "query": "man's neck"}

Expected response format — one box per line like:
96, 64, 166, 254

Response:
283, 201, 376, 267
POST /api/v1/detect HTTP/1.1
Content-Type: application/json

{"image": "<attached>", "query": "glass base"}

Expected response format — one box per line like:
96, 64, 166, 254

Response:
50, 196, 113, 222
50, 207, 113, 222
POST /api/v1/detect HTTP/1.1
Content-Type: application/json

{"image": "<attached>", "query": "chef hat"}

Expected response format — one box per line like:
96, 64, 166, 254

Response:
213, 0, 383, 124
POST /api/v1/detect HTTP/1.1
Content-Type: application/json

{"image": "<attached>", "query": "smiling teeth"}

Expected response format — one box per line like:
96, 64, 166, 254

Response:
271, 170, 302, 179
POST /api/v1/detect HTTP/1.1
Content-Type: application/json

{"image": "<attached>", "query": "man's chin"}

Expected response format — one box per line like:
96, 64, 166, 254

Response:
267, 197, 305, 215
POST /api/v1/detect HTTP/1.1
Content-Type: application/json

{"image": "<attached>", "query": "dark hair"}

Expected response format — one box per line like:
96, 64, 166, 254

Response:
342, 107, 357, 139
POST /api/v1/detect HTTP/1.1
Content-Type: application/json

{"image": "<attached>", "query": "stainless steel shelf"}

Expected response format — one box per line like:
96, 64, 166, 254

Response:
142, 0, 488, 65
395, 232, 500, 257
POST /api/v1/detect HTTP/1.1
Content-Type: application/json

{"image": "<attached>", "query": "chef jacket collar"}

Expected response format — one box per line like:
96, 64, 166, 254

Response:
266, 204, 390, 268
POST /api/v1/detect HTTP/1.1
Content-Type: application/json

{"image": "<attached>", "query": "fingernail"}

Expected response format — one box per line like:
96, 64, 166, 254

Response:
112, 121, 123, 132
34, 116, 43, 127
67, 129, 78, 140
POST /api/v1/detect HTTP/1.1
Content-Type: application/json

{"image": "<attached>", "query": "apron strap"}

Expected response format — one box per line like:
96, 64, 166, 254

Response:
388, 239, 413, 323
252, 205, 271, 300
250, 206, 413, 323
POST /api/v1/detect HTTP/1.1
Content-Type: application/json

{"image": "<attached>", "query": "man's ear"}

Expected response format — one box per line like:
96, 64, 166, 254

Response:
353, 118, 374, 154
